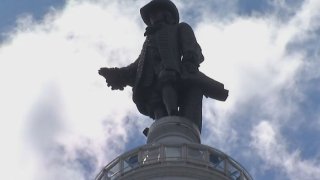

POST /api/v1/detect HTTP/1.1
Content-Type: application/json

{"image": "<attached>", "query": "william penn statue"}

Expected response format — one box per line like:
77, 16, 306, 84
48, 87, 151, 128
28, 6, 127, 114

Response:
99, 0, 228, 132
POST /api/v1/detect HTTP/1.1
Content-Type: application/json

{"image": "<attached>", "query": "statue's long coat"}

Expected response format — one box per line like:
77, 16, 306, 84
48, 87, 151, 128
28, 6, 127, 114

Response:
120, 22, 204, 117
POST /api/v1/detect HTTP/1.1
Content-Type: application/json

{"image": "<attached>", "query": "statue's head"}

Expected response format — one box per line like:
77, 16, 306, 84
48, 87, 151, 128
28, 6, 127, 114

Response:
140, 0, 179, 26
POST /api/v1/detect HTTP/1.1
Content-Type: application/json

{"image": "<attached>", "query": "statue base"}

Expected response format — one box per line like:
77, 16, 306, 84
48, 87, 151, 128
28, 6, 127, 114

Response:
147, 116, 201, 144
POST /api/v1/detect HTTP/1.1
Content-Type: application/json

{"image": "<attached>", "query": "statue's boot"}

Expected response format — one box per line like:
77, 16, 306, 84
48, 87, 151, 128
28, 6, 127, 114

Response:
154, 106, 167, 119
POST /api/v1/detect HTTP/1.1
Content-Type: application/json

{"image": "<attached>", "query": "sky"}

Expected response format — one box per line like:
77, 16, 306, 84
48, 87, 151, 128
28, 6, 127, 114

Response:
0, 0, 319, 180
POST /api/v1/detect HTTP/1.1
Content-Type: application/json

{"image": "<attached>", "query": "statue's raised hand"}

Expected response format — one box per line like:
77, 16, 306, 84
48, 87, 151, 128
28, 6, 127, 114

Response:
98, 67, 126, 90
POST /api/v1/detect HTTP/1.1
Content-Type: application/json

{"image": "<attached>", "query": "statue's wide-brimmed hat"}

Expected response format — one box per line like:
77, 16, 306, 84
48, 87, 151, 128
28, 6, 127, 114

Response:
140, 0, 179, 26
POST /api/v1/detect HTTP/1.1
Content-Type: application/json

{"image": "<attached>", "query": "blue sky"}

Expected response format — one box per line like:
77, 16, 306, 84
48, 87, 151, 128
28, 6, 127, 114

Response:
0, 0, 65, 41
0, 0, 319, 180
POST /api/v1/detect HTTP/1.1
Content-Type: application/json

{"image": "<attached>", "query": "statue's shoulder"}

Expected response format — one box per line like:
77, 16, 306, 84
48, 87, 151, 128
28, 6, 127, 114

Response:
162, 22, 191, 30
178, 22, 193, 30
177, 22, 195, 35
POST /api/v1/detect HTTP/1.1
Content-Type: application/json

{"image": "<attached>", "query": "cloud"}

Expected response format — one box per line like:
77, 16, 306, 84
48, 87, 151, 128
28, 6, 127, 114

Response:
1, 0, 320, 180
196, 0, 320, 179
198, 13, 302, 150
0, 0, 150, 179
251, 121, 320, 180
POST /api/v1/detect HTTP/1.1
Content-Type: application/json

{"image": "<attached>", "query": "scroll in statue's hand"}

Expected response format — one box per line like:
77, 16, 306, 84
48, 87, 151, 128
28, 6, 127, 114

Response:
98, 67, 126, 90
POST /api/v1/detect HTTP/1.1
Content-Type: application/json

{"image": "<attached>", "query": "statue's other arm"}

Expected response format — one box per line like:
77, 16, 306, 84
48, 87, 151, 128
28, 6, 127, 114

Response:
178, 22, 204, 72
99, 59, 138, 90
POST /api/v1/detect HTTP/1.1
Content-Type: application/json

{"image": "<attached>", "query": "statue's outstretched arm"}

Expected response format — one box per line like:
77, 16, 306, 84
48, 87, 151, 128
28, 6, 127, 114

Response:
98, 59, 138, 90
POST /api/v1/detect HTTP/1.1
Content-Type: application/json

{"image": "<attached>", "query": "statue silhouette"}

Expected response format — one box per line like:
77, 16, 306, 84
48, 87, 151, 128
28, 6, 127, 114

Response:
99, 0, 228, 132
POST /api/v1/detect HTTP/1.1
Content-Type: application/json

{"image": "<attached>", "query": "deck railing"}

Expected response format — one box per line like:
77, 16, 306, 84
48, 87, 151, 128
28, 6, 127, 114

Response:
96, 143, 253, 180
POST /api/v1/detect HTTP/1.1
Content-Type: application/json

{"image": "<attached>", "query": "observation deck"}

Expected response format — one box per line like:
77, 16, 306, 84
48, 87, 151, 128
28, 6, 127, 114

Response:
96, 143, 252, 180
96, 116, 252, 180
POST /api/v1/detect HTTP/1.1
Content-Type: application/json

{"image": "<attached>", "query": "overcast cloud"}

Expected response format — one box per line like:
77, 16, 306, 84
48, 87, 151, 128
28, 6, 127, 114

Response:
0, 0, 319, 180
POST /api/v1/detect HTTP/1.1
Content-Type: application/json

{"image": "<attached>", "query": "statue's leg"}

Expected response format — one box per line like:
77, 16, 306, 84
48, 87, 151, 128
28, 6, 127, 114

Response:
153, 105, 167, 119
148, 85, 168, 119
179, 86, 203, 132
162, 84, 179, 116
158, 70, 179, 116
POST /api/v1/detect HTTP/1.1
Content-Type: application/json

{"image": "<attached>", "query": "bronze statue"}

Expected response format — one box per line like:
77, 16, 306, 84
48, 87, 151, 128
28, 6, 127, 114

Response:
99, 0, 228, 132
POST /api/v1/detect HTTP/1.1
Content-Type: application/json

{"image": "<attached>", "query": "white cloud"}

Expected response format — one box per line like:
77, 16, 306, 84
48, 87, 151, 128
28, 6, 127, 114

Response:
1, 0, 320, 180
197, 0, 320, 179
251, 121, 320, 180
197, 16, 302, 150
0, 0, 148, 179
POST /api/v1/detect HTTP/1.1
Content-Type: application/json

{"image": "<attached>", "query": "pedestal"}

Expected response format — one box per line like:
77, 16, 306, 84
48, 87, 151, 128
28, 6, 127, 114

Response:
147, 116, 201, 144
